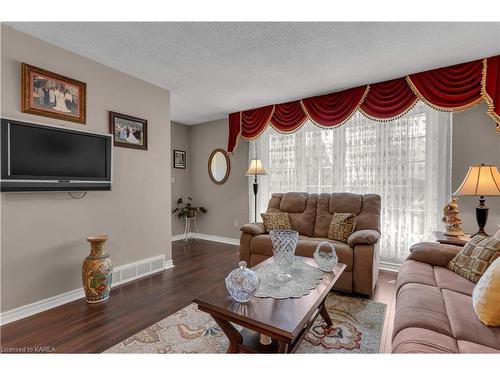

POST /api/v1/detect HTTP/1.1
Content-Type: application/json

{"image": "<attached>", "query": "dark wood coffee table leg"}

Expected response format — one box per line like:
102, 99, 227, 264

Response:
319, 303, 333, 326
277, 341, 289, 353
212, 316, 242, 353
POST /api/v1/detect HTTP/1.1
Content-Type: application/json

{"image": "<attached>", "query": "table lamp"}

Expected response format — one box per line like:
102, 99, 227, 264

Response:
454, 164, 500, 236
246, 158, 267, 222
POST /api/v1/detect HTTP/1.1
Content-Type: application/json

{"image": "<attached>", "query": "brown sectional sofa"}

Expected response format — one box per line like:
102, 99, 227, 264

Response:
392, 242, 500, 353
239, 192, 381, 295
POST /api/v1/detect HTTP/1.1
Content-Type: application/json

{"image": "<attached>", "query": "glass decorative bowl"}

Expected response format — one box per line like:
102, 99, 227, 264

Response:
269, 229, 299, 281
313, 241, 338, 272
225, 261, 260, 303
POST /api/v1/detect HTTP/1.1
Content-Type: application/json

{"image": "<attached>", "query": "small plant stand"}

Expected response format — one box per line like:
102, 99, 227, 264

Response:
183, 214, 200, 241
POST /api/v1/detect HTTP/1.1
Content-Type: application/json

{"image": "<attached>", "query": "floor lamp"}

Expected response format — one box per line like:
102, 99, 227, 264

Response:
246, 158, 267, 222
454, 164, 500, 236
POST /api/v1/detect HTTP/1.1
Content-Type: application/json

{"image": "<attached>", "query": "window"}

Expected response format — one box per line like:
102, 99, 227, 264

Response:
250, 102, 452, 264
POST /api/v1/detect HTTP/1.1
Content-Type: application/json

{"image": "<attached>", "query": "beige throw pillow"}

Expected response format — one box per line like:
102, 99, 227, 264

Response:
448, 235, 500, 283
328, 213, 356, 243
261, 212, 292, 232
472, 256, 500, 326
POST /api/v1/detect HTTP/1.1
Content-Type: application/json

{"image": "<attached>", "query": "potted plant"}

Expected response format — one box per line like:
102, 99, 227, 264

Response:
172, 197, 208, 219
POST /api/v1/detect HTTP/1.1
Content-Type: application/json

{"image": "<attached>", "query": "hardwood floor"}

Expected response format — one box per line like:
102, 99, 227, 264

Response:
372, 269, 397, 353
0, 239, 397, 353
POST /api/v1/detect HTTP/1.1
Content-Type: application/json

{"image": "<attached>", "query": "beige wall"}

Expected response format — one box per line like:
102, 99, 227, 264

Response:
171, 122, 191, 236
188, 119, 249, 239
0, 26, 171, 312
452, 104, 500, 235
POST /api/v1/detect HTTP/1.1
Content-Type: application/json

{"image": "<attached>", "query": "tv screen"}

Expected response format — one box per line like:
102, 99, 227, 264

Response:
1, 119, 112, 192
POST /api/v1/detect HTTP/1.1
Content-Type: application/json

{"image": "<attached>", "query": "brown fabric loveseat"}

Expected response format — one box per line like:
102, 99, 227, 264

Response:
392, 242, 500, 353
239, 192, 381, 295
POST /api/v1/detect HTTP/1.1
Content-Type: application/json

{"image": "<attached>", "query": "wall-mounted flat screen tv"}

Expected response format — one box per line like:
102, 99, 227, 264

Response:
1, 118, 112, 192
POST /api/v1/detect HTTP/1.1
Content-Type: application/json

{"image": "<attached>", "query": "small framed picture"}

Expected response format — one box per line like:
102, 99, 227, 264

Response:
173, 150, 186, 169
109, 111, 148, 150
22, 63, 86, 124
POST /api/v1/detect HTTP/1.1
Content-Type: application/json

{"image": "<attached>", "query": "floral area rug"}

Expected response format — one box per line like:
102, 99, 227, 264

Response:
105, 293, 386, 354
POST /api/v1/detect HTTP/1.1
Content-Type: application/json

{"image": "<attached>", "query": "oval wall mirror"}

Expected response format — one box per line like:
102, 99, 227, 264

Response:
208, 148, 230, 185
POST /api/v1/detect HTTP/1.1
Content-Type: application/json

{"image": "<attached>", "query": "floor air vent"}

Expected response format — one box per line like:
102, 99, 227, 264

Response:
111, 255, 167, 287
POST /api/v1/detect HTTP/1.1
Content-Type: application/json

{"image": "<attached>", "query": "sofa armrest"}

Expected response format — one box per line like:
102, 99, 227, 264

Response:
353, 243, 379, 295
407, 242, 462, 267
240, 222, 266, 236
348, 229, 380, 247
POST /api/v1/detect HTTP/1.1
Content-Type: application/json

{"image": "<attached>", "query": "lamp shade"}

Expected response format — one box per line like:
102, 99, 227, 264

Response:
454, 164, 500, 196
246, 158, 267, 176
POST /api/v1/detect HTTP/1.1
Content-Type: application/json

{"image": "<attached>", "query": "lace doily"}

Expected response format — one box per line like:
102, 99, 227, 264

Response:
254, 257, 325, 299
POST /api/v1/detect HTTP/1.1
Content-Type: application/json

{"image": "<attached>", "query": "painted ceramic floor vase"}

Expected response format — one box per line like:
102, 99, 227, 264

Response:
82, 235, 113, 303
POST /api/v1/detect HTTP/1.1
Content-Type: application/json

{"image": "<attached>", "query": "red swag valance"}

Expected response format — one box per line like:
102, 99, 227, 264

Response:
227, 56, 500, 153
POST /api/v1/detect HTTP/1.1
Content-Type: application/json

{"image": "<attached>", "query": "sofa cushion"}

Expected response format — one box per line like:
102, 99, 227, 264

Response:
266, 193, 283, 212
392, 327, 458, 353
396, 260, 476, 296
280, 192, 309, 213
266, 193, 318, 237
313, 194, 334, 238
248, 234, 353, 272
457, 341, 500, 353
472, 257, 500, 326
260, 212, 292, 232
394, 283, 453, 338
396, 260, 436, 293
442, 289, 500, 349
448, 235, 500, 283
313, 193, 363, 238
311, 193, 380, 239
328, 193, 363, 216
355, 194, 381, 233
328, 212, 356, 242
434, 266, 475, 296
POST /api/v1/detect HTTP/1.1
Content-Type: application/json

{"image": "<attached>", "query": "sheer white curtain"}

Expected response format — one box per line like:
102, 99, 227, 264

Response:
249, 102, 452, 264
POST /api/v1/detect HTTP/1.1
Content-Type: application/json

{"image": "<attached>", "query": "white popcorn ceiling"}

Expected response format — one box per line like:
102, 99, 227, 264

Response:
8, 22, 500, 125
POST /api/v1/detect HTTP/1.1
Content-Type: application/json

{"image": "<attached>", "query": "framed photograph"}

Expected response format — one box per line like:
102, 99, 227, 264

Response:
109, 111, 148, 150
173, 150, 186, 169
22, 63, 86, 124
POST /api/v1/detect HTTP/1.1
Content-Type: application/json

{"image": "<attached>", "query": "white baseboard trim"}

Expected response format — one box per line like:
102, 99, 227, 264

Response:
379, 261, 400, 273
0, 288, 86, 328
172, 232, 240, 246
171, 234, 185, 242
0, 254, 174, 326
194, 233, 240, 246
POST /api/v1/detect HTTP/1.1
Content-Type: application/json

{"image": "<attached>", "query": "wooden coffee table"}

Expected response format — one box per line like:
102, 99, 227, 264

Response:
194, 257, 346, 353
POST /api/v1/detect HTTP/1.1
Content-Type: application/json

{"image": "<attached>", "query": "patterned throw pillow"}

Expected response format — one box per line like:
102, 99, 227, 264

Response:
448, 235, 500, 283
472, 256, 500, 326
261, 212, 292, 232
328, 213, 357, 243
